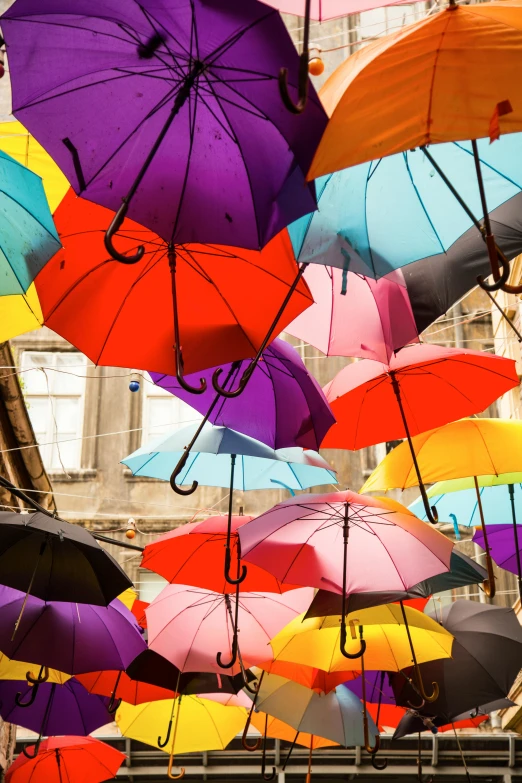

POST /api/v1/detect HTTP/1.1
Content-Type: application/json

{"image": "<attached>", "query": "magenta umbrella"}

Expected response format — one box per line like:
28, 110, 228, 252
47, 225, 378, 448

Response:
146, 584, 313, 681
285, 265, 419, 364
264, 0, 422, 19
238, 490, 452, 660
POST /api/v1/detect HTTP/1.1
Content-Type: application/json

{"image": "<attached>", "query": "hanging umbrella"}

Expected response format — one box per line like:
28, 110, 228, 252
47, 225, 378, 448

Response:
0, 679, 112, 758
5, 735, 126, 783
149, 337, 335, 451
393, 699, 509, 740
0, 586, 146, 677
361, 417, 522, 598
473, 524, 522, 584
146, 584, 313, 678
411, 476, 522, 600
0, 150, 60, 296
35, 192, 312, 387
0, 120, 69, 213
285, 265, 419, 364
76, 669, 176, 711
124, 423, 335, 592
389, 601, 522, 733
0, 653, 69, 686
0, 510, 132, 605
141, 515, 298, 595
304, 550, 487, 617
322, 343, 518, 523
239, 488, 452, 660
116, 695, 247, 778
309, 2, 522, 293
125, 649, 252, 696
3, 0, 327, 397
255, 660, 354, 695
262, 0, 419, 20
250, 711, 337, 750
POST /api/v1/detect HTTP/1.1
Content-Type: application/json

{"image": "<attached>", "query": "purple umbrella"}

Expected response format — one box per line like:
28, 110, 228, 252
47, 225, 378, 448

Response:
0, 586, 146, 676
0, 679, 112, 758
344, 672, 395, 706
2, 0, 325, 251
2, 0, 326, 397
473, 524, 522, 580
150, 338, 335, 451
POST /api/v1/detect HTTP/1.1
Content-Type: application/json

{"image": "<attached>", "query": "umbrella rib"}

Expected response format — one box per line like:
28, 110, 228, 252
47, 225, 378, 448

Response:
134, 2, 192, 60
425, 12, 453, 147
403, 151, 446, 256
453, 141, 522, 191
0, 180, 60, 245
168, 71, 199, 242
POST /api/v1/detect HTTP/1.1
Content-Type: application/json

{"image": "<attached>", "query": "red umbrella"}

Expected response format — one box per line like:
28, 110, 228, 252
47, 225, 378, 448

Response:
76, 669, 175, 709
142, 515, 299, 594
321, 343, 518, 521
35, 192, 312, 383
6, 736, 125, 783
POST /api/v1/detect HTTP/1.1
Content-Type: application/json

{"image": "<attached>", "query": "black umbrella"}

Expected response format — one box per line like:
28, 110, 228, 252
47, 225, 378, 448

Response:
304, 551, 486, 618
393, 697, 515, 740
0, 511, 132, 605
126, 649, 255, 695
390, 600, 522, 722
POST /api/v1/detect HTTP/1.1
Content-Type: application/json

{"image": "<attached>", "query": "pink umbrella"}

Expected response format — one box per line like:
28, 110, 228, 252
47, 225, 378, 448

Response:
267, 0, 421, 20
239, 490, 452, 660
285, 265, 418, 364
146, 585, 313, 680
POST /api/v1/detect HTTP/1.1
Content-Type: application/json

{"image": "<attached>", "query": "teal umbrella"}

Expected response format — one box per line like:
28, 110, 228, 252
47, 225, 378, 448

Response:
122, 422, 336, 588
0, 150, 60, 295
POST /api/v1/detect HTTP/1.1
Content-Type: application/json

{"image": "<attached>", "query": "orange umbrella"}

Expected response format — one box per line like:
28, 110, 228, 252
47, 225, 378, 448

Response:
256, 660, 358, 694
76, 669, 175, 709
309, 1, 522, 293
35, 191, 312, 384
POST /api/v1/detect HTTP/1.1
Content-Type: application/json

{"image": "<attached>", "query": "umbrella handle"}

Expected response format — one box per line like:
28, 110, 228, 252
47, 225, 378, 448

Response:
278, 0, 311, 114
224, 547, 247, 586
224, 456, 247, 586
261, 714, 276, 780
340, 618, 367, 660
473, 476, 497, 599
241, 675, 263, 751
359, 627, 386, 766
22, 738, 41, 759
167, 698, 185, 779
16, 666, 49, 708
107, 669, 123, 714
216, 591, 239, 669
477, 254, 512, 292
104, 202, 144, 264
167, 757, 185, 780
170, 451, 198, 496
158, 719, 173, 748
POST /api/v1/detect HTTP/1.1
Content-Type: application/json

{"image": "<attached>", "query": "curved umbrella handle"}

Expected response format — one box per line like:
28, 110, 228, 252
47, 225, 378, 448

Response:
167, 697, 185, 779
340, 618, 367, 660
473, 476, 497, 599
216, 639, 238, 669
22, 738, 42, 760
168, 757, 185, 780
104, 202, 144, 265
476, 253, 511, 292
107, 695, 122, 715
212, 366, 250, 399
482, 557, 497, 599
169, 451, 198, 496
217, 590, 240, 669
241, 671, 264, 750
278, 0, 311, 114
261, 714, 276, 780
158, 719, 173, 748
16, 666, 49, 708
175, 363, 207, 395
224, 547, 247, 586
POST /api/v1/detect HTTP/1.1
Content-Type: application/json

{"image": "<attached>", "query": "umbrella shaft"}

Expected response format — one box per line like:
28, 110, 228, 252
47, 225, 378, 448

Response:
508, 484, 522, 600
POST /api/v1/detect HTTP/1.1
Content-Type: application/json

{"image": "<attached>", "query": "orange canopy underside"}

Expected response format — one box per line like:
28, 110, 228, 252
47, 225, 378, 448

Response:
35, 191, 312, 376
310, 1, 522, 176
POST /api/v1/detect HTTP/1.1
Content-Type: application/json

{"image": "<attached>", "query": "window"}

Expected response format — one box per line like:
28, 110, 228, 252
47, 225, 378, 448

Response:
137, 571, 167, 603
21, 351, 87, 470
141, 373, 202, 445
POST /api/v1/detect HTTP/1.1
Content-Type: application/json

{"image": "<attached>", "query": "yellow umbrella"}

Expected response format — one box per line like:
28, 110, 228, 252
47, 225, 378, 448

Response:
116, 696, 246, 779
0, 283, 43, 342
361, 417, 522, 597
0, 652, 69, 684
117, 587, 138, 611
0, 121, 69, 213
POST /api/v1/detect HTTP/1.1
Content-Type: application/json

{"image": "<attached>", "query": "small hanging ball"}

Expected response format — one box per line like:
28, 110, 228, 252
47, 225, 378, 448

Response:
125, 528, 136, 540
126, 517, 137, 539
308, 57, 324, 77
129, 380, 140, 392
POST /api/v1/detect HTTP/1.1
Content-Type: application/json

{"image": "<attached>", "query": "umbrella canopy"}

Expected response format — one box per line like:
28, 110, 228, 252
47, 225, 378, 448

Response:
0, 510, 132, 604
262, 0, 419, 20
410, 477, 522, 526
126, 649, 252, 696
294, 137, 522, 279
0, 150, 59, 296
0, 678, 112, 737
123, 423, 336, 490
249, 671, 377, 747
393, 699, 510, 739
390, 601, 522, 727
76, 670, 175, 707
35, 193, 312, 378
146, 584, 313, 675
0, 653, 69, 685
0, 587, 146, 675
267, 604, 453, 674
0, 120, 69, 212
250, 711, 337, 749
285, 265, 418, 363
149, 337, 335, 451
255, 660, 354, 694
3, 0, 326, 250
321, 344, 518, 450
473, 525, 522, 578
310, 2, 522, 176
304, 551, 487, 617
141, 515, 298, 594
116, 695, 246, 754
5, 736, 125, 783
239, 490, 452, 595
0, 284, 43, 343
361, 418, 522, 493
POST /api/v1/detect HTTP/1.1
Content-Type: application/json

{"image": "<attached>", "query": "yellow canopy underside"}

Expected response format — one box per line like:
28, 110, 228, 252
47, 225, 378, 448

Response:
0, 652, 69, 684
0, 283, 43, 342
266, 604, 453, 674
361, 418, 522, 493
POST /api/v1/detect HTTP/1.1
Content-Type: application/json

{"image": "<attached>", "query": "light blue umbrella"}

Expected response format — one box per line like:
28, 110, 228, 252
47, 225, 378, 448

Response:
0, 150, 60, 295
122, 423, 337, 587
288, 135, 522, 279
409, 482, 522, 529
